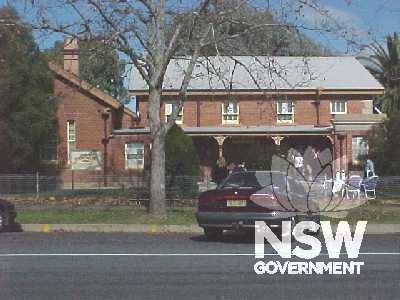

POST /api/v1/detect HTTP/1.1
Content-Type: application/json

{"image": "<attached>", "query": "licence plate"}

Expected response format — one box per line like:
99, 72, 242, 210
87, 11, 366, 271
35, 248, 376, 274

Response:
226, 200, 247, 207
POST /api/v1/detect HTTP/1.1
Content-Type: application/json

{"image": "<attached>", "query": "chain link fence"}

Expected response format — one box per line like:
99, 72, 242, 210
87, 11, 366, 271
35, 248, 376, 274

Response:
0, 173, 398, 201
376, 176, 400, 198
0, 173, 218, 207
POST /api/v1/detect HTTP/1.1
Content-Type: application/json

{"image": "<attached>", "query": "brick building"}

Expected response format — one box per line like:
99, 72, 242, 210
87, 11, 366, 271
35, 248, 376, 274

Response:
116, 56, 385, 179
43, 39, 149, 187
45, 43, 385, 184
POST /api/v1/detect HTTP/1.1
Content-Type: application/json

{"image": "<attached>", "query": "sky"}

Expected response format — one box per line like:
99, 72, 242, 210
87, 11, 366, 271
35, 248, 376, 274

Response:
0, 0, 400, 55
300, 0, 400, 53
1, 0, 399, 54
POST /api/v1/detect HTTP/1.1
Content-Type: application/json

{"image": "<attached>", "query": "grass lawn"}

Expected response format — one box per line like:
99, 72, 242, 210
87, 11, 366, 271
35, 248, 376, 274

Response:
16, 207, 197, 225
15, 201, 400, 225
321, 201, 400, 224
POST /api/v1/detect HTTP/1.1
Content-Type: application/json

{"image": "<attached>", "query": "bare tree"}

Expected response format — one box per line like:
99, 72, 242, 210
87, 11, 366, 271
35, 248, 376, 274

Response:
19, 0, 359, 216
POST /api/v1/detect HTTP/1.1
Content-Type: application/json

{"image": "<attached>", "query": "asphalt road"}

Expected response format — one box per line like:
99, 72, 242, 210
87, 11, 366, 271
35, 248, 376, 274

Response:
0, 231, 399, 300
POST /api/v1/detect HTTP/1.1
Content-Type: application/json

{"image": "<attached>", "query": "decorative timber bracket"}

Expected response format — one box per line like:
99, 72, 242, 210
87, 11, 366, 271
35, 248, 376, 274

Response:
213, 136, 227, 159
271, 136, 285, 146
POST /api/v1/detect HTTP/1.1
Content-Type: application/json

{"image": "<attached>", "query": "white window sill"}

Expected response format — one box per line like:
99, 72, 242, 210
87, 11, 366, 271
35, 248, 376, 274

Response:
277, 119, 294, 124
222, 121, 240, 125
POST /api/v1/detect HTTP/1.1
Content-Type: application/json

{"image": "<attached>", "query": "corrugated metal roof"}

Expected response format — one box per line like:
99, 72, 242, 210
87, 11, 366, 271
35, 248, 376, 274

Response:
113, 125, 332, 135
129, 56, 384, 91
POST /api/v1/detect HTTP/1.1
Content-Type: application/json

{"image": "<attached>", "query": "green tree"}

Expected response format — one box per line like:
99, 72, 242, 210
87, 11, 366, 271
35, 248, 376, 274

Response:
24, 0, 353, 216
45, 39, 127, 102
368, 112, 400, 175
165, 124, 199, 178
155, 124, 200, 198
0, 6, 55, 172
171, 1, 331, 57
362, 33, 400, 115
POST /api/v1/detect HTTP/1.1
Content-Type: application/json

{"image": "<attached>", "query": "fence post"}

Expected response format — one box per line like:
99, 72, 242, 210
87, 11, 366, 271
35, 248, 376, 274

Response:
36, 171, 40, 198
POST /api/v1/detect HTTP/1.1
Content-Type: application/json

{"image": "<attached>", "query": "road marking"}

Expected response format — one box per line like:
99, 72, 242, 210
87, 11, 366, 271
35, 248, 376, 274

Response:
0, 252, 399, 257
148, 224, 158, 234
42, 224, 50, 233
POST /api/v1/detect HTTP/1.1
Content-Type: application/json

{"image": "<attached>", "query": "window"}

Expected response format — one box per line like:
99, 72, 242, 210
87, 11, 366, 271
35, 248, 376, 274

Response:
331, 100, 347, 114
125, 142, 144, 169
352, 136, 368, 164
67, 120, 76, 164
165, 103, 183, 124
222, 101, 239, 124
277, 100, 294, 123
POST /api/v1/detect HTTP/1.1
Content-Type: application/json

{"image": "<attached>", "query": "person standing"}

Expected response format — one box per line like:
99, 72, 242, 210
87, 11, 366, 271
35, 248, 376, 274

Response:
364, 158, 375, 178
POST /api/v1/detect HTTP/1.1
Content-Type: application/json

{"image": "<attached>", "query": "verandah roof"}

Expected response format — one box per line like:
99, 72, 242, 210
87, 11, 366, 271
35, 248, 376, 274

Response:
112, 125, 333, 136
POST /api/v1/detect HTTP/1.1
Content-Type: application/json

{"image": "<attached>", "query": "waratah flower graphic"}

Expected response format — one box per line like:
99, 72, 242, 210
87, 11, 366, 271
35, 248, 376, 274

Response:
250, 146, 369, 218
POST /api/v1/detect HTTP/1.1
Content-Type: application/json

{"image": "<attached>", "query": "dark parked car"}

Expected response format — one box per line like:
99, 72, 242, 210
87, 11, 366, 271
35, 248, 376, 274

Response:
196, 171, 319, 240
0, 199, 17, 232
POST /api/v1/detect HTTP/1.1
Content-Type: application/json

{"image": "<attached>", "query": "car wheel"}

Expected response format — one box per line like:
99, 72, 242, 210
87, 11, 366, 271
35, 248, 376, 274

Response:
0, 210, 9, 233
204, 228, 223, 241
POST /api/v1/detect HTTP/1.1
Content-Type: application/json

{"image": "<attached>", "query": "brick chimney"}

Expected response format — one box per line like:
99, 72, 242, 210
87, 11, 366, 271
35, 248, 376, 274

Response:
62, 38, 79, 76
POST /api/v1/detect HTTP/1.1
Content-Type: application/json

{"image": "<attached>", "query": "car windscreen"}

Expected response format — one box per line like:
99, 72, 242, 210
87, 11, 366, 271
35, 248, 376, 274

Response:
218, 172, 272, 189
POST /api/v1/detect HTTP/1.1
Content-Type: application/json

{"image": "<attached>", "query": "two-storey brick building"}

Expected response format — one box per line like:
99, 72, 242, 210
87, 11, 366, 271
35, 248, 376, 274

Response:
46, 42, 385, 185
114, 56, 385, 179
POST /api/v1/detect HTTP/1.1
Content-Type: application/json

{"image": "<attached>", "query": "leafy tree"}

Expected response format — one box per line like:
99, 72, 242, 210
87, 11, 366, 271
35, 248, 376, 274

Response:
368, 112, 400, 175
172, 2, 331, 57
165, 124, 199, 178
362, 33, 400, 115
45, 39, 128, 102
24, 0, 357, 216
0, 6, 55, 172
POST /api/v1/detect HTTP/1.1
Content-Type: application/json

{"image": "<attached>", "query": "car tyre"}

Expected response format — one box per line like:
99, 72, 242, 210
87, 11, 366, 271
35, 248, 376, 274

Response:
204, 227, 223, 241
0, 210, 8, 233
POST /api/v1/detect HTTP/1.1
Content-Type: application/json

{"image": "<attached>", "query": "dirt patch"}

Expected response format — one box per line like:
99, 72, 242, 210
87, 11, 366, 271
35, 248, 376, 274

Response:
2, 195, 197, 209
3, 195, 140, 208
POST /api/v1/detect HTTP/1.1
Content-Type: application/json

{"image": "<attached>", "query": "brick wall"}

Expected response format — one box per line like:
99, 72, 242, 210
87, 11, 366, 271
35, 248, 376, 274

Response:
109, 135, 151, 175
54, 76, 147, 181
55, 77, 111, 169
135, 94, 366, 127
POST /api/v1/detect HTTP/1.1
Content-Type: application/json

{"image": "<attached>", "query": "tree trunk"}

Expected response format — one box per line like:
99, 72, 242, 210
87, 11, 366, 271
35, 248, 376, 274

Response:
148, 84, 167, 216
149, 131, 167, 216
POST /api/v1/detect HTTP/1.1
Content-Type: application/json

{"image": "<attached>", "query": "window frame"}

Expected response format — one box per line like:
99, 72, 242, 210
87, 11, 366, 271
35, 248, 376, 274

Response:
165, 102, 183, 124
276, 100, 294, 124
125, 142, 145, 170
221, 101, 240, 125
330, 100, 347, 114
67, 120, 76, 164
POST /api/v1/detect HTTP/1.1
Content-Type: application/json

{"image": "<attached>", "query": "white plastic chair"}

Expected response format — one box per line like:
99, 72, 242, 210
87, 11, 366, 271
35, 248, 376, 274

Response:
332, 180, 345, 197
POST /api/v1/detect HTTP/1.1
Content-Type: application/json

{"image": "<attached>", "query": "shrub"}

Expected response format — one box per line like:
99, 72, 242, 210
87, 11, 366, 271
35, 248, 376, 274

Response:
368, 113, 400, 175
165, 125, 199, 196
